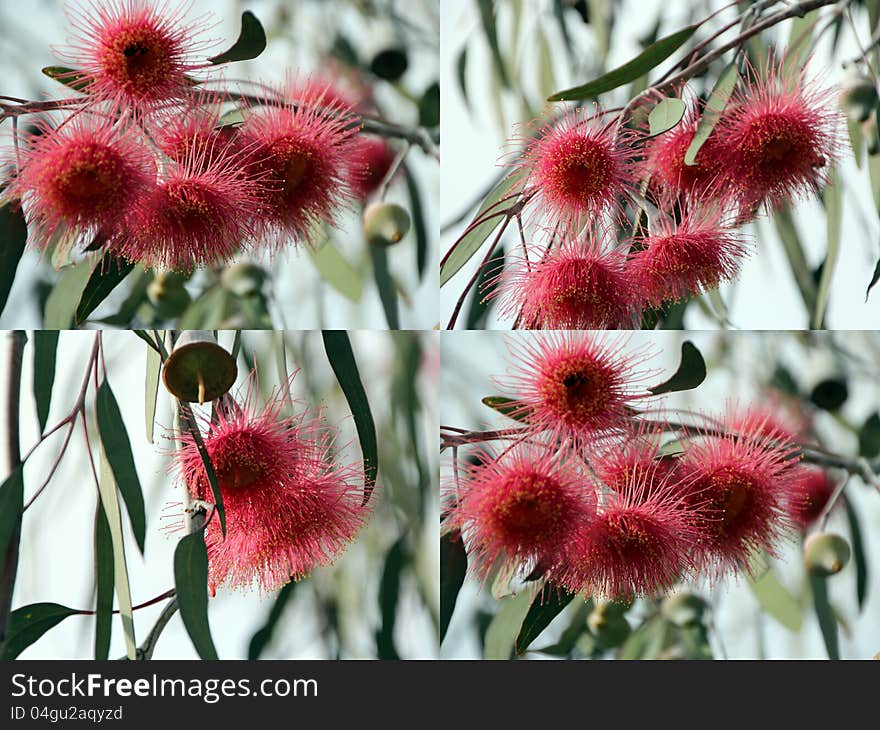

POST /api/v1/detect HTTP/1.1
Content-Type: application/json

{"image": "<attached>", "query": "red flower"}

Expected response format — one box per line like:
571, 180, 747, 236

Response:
594, 423, 680, 497
349, 136, 397, 200
8, 113, 155, 250
498, 332, 656, 450
714, 56, 843, 215
511, 108, 636, 230
628, 209, 748, 307
239, 77, 360, 248
491, 229, 638, 329
443, 444, 596, 583
786, 466, 837, 530
153, 102, 242, 171
174, 377, 370, 594
56, 0, 216, 110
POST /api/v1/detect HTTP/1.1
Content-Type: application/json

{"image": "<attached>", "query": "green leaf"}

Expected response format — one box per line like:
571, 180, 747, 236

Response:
0, 202, 28, 318
97, 446, 136, 659
93, 500, 114, 660
370, 245, 400, 329
174, 530, 218, 660
403, 164, 428, 281
44, 264, 92, 328
547, 23, 700, 101
418, 81, 440, 128
457, 46, 469, 108
481, 395, 530, 423
440, 171, 525, 287
858, 412, 880, 458
648, 340, 706, 395
484, 591, 533, 659
773, 206, 817, 315
179, 286, 235, 328
747, 568, 803, 632
537, 26, 556, 98
144, 340, 162, 444
843, 498, 868, 610
617, 615, 668, 660
32, 331, 59, 434
75, 255, 135, 325
440, 532, 468, 644
207, 11, 266, 64
810, 378, 848, 411
812, 171, 842, 328
865, 257, 880, 302
810, 574, 839, 659
648, 97, 687, 136
0, 466, 24, 597
322, 331, 378, 505
784, 9, 821, 75
2, 603, 82, 659
179, 403, 225, 536
684, 62, 738, 165
96, 381, 146, 554
247, 581, 297, 659
41, 66, 90, 93
476, 0, 510, 88
307, 236, 363, 302
370, 47, 408, 82
376, 535, 407, 659
515, 586, 576, 655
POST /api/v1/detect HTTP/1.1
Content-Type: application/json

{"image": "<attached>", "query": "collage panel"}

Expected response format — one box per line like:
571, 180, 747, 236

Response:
441, 330, 880, 659
441, 0, 880, 330
0, 329, 438, 659
0, 0, 439, 331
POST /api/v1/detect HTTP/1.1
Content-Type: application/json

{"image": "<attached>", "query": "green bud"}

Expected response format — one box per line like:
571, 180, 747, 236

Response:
364, 202, 411, 247
587, 608, 631, 649
804, 531, 851, 577
147, 276, 191, 320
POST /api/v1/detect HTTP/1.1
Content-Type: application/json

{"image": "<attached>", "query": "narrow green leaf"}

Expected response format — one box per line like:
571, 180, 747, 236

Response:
0, 202, 28, 318
322, 331, 378, 505
784, 9, 821, 75
440, 532, 468, 644
810, 574, 839, 659
812, 171, 842, 329
858, 412, 880, 458
843, 498, 868, 610
96, 381, 146, 554
207, 11, 266, 65
648, 340, 706, 395
179, 286, 235, 328
179, 403, 225, 536
307, 236, 363, 302
2, 603, 82, 659
476, 0, 510, 88
747, 568, 803, 632
484, 591, 533, 659
648, 97, 687, 136
44, 263, 92, 328
684, 62, 738, 165
810, 378, 848, 411
93, 500, 114, 660
174, 530, 218, 660
370, 245, 400, 329
0, 467, 24, 593
515, 586, 576, 655
440, 171, 525, 287
456, 46, 470, 108
376, 536, 407, 659
41, 66, 90, 93
144, 342, 162, 444
537, 27, 556, 97
32, 331, 59, 434
481, 395, 530, 423
617, 616, 668, 660
75, 255, 135, 325
97, 446, 136, 659
865, 256, 880, 302
773, 206, 817, 315
403, 163, 428, 280
548, 23, 700, 101
247, 581, 296, 659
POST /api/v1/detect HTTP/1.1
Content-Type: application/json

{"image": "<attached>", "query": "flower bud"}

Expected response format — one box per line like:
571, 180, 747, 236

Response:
840, 68, 878, 122
147, 272, 191, 319
588, 603, 632, 648
162, 330, 237, 404
804, 531, 851, 577
661, 591, 707, 627
364, 201, 411, 247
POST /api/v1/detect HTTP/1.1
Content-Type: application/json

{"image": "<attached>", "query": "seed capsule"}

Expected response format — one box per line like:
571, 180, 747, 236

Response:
364, 201, 411, 247
804, 531, 851, 577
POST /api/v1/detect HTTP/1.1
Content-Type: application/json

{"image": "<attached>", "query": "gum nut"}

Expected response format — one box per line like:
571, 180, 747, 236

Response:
364, 201, 411, 247
220, 262, 268, 297
804, 531, 851, 577
661, 592, 707, 627
161, 331, 237, 404
587, 610, 631, 648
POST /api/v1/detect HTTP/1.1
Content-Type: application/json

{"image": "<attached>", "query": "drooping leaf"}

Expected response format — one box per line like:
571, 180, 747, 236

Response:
179, 286, 235, 328
484, 591, 533, 659
476, 0, 510, 88
370, 47, 409, 82
207, 11, 266, 65
865, 256, 880, 301
457, 46, 470, 108
403, 163, 428, 281
440, 532, 468, 644
32, 331, 59, 434
43, 264, 92, 328
93, 499, 114, 660
178, 403, 226, 536
144, 341, 162, 444
2, 603, 82, 659
0, 202, 28, 318
812, 170, 842, 328
648, 97, 687, 136
843, 498, 868, 610
858, 412, 880, 458
307, 236, 363, 302
465, 244, 503, 328
440, 171, 525, 288
0, 467, 24, 593
548, 23, 701, 101
75, 255, 135, 325
747, 568, 803, 632
248, 581, 297, 659
648, 340, 706, 395
370, 245, 401, 329
481, 395, 530, 423
617, 615, 668, 660
418, 81, 440, 128
810, 574, 839, 660
322, 331, 378, 505
376, 536, 407, 659
784, 9, 821, 75
684, 62, 738, 165
773, 206, 817, 316
810, 378, 848, 411
174, 530, 218, 660
515, 586, 576, 655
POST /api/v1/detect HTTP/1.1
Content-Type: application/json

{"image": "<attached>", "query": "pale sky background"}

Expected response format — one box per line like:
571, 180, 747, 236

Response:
441, 331, 880, 659
440, 0, 880, 329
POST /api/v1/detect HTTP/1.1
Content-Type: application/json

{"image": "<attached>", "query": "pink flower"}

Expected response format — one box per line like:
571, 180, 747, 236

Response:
112, 132, 263, 269
56, 0, 216, 110
491, 229, 639, 329
153, 102, 242, 171
594, 423, 680, 497
239, 77, 360, 248
173, 378, 370, 594
786, 466, 837, 530
628, 209, 748, 307
555, 461, 702, 599
511, 107, 636, 230
497, 332, 656, 451
349, 136, 397, 200
443, 444, 596, 583
713, 56, 843, 215
8, 113, 155, 250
